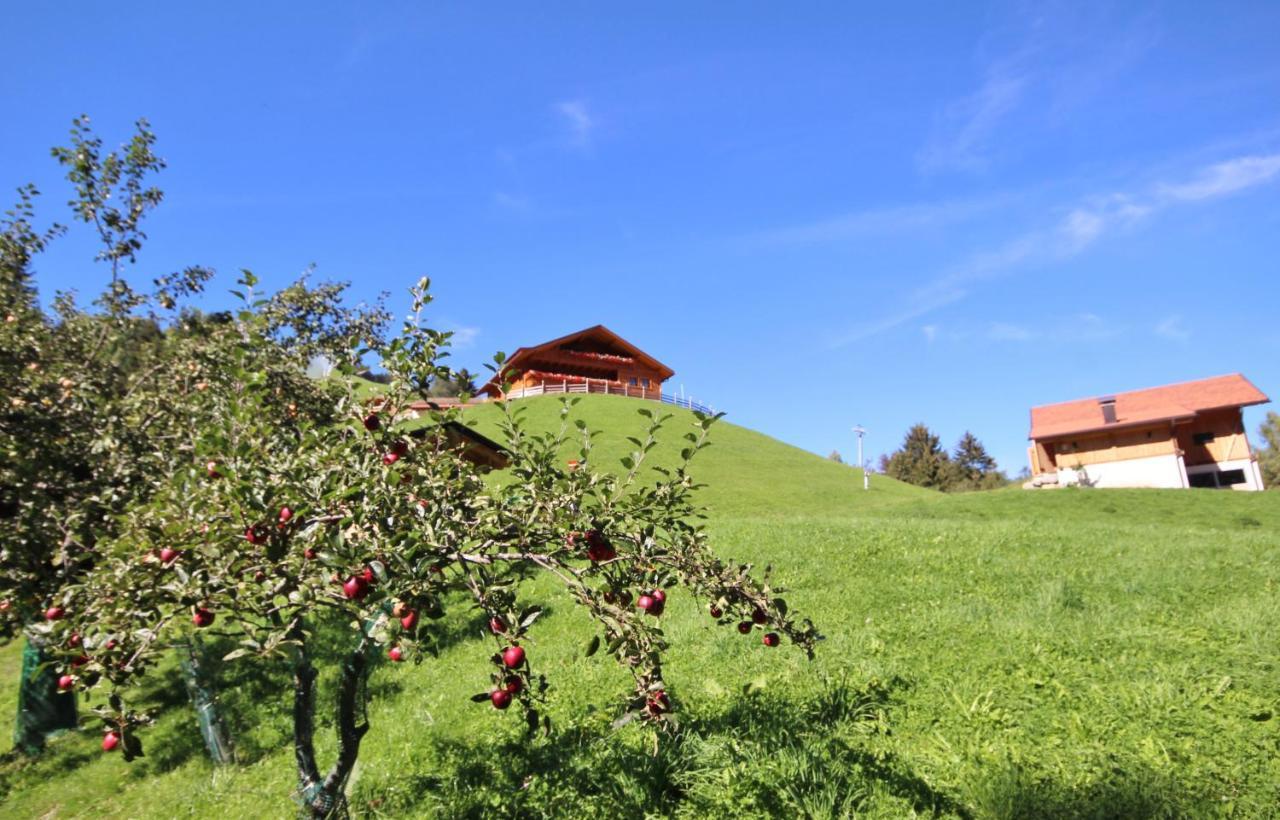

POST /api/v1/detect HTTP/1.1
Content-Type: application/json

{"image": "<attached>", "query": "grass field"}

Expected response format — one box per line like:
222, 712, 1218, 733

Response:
1, 394, 1277, 818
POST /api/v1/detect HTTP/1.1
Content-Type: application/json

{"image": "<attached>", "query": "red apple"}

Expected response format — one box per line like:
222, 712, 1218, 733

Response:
278, 506, 293, 524
488, 616, 505, 635
244, 525, 265, 545
45, 606, 64, 621
388, 646, 404, 662
57, 674, 74, 691
391, 440, 409, 457
66, 632, 82, 648
752, 608, 768, 625
709, 605, 723, 618
362, 412, 380, 431
737, 621, 753, 635
304, 547, 318, 560
585, 531, 616, 562
646, 690, 670, 715
505, 676, 523, 695
159, 547, 179, 564
193, 608, 215, 628
638, 591, 664, 616
205, 460, 221, 479
343, 576, 369, 601
104, 639, 117, 651
71, 653, 89, 668
382, 451, 400, 466
400, 610, 418, 631
501, 645, 525, 669
361, 566, 376, 583
763, 632, 780, 647
102, 731, 120, 752
490, 688, 512, 710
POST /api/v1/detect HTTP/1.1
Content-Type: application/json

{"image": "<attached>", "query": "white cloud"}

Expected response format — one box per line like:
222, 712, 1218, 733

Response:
1157, 154, 1280, 202
918, 9, 1156, 175
448, 325, 480, 350
747, 195, 1008, 246
919, 65, 1030, 173
1154, 314, 1190, 342
830, 148, 1280, 346
987, 322, 1034, 342
554, 99, 596, 147
493, 191, 530, 212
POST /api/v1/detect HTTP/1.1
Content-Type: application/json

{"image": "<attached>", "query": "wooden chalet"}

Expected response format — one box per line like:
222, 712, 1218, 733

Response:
481, 325, 675, 400
1027, 374, 1269, 490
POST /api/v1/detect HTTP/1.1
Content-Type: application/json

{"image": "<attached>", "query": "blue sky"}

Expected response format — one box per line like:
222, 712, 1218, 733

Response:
4, 2, 1279, 472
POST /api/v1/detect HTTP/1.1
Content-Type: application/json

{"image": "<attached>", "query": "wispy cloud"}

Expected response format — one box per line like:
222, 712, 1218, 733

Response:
831, 149, 1280, 346
554, 99, 596, 148
492, 191, 531, 213
919, 61, 1031, 173
1156, 155, 1280, 202
745, 194, 1010, 246
1154, 314, 1190, 342
919, 10, 1157, 175
921, 314, 1123, 347
442, 323, 480, 351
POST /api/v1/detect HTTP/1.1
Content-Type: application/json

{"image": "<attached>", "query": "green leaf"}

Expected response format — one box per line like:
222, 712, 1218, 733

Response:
585, 634, 600, 657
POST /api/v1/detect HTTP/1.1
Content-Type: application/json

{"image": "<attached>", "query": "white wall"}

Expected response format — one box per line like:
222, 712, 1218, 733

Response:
1057, 453, 1187, 489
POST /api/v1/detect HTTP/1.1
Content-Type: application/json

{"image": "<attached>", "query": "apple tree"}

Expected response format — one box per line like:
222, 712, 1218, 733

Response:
0, 116, 388, 756
49, 276, 820, 816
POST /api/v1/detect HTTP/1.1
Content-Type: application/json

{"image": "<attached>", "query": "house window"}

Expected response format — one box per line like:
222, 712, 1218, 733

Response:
629, 377, 638, 386
642, 377, 650, 388
1218, 469, 1246, 486
1193, 432, 1215, 445
1189, 469, 1248, 489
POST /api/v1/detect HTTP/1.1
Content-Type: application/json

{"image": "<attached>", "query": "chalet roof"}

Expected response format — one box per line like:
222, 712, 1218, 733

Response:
1029, 373, 1269, 440
481, 325, 675, 394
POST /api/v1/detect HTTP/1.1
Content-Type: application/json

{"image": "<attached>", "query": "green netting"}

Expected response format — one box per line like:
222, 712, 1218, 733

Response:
14, 636, 78, 755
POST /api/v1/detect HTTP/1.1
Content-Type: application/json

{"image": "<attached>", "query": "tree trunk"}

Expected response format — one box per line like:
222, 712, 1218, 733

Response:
292, 618, 378, 818
13, 633, 77, 755
178, 636, 234, 764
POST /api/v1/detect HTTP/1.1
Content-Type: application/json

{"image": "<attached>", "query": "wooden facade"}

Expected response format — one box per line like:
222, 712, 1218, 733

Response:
481, 325, 674, 399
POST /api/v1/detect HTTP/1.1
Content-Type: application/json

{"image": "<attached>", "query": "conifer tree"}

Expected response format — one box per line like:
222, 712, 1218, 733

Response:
952, 431, 1002, 490
884, 424, 953, 490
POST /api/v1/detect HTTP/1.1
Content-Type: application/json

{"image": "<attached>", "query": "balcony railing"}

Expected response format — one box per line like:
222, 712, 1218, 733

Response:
504, 379, 714, 414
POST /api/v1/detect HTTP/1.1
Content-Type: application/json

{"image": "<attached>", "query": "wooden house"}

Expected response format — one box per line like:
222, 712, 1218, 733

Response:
1027, 374, 1269, 490
481, 325, 675, 400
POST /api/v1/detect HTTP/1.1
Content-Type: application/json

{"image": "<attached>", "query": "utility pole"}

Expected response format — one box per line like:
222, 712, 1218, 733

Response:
852, 425, 868, 490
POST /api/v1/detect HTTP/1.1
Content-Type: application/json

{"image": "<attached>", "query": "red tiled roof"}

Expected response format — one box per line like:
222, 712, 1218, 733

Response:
1029, 374, 1269, 440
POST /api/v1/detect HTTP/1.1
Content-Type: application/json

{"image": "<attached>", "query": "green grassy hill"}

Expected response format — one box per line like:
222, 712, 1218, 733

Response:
2, 396, 1278, 818
451, 394, 933, 517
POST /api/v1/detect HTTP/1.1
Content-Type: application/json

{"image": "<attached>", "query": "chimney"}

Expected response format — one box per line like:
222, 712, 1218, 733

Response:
1099, 396, 1117, 425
